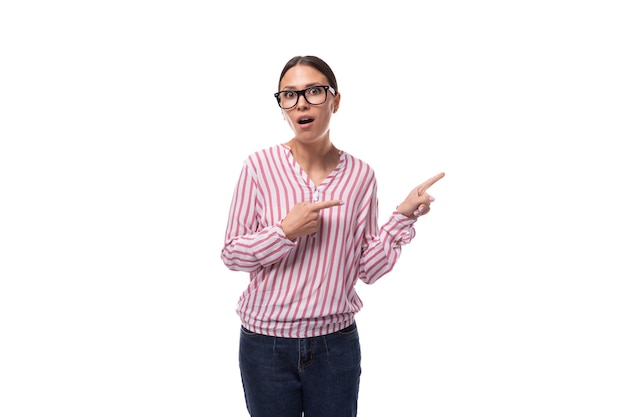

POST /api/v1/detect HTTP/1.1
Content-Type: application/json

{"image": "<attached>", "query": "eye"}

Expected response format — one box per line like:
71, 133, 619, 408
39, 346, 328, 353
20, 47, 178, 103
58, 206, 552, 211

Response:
283, 91, 296, 99
308, 86, 322, 96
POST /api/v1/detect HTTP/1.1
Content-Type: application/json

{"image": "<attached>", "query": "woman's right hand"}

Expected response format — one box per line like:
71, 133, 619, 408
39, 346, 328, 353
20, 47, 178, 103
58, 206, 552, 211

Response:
281, 200, 344, 240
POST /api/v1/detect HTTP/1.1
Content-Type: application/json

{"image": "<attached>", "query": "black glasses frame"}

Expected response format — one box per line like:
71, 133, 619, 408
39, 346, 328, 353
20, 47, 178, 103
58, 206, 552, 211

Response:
274, 85, 336, 109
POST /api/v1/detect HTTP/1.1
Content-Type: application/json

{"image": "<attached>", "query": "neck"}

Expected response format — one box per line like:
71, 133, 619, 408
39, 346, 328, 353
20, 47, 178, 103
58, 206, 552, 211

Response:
286, 138, 340, 185
287, 138, 334, 165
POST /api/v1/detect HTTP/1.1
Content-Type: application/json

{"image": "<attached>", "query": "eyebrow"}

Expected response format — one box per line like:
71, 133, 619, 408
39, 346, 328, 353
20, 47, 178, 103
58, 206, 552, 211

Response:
279, 83, 325, 91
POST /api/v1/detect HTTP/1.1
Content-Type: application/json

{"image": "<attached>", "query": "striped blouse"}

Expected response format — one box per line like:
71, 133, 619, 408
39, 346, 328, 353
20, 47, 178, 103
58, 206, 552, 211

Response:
221, 143, 417, 338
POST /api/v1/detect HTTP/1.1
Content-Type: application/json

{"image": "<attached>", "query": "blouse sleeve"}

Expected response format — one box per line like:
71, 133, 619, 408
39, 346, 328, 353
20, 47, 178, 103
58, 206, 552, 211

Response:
220, 162, 296, 272
358, 181, 417, 284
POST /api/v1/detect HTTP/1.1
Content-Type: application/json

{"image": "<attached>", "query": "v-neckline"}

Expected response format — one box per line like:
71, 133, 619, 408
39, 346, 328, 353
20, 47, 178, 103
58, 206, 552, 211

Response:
281, 143, 344, 187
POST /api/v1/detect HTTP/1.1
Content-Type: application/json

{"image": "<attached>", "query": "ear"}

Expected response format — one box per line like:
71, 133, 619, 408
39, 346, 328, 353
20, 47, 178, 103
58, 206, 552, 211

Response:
332, 92, 341, 113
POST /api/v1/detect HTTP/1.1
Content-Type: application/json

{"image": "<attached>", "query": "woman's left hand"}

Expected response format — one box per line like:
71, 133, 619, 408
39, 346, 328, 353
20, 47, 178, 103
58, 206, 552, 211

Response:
396, 172, 445, 219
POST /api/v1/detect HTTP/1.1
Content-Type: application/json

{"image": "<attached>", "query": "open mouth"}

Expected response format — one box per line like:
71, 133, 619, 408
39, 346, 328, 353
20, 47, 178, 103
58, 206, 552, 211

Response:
298, 117, 314, 125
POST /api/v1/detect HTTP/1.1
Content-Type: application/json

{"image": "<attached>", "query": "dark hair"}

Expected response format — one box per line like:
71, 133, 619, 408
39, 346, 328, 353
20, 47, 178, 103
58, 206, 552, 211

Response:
278, 56, 338, 92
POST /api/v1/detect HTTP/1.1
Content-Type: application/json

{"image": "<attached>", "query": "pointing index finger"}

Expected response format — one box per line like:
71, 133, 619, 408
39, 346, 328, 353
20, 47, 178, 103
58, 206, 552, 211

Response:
313, 200, 344, 211
418, 172, 445, 195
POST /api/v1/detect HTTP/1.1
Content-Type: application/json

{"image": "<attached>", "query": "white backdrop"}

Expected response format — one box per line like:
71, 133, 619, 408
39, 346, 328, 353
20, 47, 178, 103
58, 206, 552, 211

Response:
1, 1, 625, 416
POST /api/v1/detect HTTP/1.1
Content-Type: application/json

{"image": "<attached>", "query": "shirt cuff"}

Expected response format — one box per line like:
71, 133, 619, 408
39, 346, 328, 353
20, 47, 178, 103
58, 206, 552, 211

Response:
385, 212, 417, 245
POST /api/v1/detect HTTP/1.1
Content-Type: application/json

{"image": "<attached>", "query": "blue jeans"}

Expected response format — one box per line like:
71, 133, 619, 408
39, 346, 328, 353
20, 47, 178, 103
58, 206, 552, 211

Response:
239, 321, 361, 417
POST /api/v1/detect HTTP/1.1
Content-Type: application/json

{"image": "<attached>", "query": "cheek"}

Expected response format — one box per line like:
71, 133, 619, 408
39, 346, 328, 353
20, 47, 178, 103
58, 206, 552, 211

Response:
284, 114, 297, 129
321, 107, 335, 123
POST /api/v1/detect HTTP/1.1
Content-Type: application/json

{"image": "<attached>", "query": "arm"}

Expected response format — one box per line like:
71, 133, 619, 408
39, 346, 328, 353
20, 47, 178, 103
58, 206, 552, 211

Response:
357, 190, 415, 285
358, 172, 445, 284
220, 162, 296, 272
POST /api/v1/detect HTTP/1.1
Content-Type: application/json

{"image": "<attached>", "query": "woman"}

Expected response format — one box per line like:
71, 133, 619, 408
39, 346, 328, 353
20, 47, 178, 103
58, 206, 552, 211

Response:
221, 55, 444, 417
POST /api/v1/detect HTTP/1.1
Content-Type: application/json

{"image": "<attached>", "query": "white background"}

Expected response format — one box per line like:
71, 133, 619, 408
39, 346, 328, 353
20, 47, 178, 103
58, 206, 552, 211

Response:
1, 1, 625, 416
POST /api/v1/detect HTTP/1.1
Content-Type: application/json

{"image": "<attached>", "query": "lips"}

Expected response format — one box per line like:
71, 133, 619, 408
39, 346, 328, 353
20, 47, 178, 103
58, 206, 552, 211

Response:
297, 117, 314, 125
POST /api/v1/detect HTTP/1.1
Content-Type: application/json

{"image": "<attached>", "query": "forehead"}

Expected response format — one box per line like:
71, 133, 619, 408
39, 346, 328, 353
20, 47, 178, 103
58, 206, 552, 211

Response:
280, 64, 329, 90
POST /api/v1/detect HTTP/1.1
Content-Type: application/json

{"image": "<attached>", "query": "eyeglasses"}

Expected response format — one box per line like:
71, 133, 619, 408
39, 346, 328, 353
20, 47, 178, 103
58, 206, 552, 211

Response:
274, 85, 336, 109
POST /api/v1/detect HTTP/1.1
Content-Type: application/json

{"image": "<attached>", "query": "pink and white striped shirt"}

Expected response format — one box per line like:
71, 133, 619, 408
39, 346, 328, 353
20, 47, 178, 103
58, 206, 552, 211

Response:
221, 143, 417, 338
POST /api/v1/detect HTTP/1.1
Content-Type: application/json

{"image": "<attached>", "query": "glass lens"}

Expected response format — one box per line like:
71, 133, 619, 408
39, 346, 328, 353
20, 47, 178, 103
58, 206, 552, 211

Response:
304, 86, 327, 105
278, 91, 298, 109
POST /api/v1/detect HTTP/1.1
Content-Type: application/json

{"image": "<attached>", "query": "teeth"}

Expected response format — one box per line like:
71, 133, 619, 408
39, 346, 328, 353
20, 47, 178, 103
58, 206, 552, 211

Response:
299, 118, 313, 124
